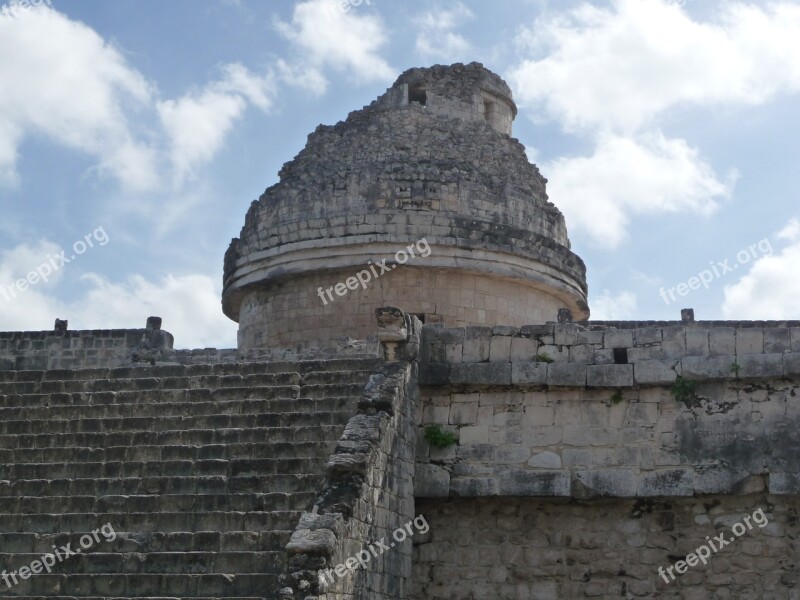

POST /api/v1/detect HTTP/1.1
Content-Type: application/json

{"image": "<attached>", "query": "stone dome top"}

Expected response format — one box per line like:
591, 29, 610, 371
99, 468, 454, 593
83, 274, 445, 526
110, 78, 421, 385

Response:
223, 62, 588, 348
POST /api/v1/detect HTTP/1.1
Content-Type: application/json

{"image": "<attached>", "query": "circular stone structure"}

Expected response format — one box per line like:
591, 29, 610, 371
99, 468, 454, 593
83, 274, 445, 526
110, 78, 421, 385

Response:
223, 62, 588, 349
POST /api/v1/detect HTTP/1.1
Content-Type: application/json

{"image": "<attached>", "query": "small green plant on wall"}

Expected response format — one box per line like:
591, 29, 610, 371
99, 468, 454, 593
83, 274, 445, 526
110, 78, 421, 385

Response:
424, 424, 459, 448
535, 352, 554, 363
730, 362, 741, 377
610, 390, 624, 405
671, 376, 697, 404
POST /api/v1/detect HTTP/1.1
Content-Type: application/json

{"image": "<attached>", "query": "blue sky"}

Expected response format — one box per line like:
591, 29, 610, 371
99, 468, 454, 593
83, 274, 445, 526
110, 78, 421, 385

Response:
0, 0, 798, 348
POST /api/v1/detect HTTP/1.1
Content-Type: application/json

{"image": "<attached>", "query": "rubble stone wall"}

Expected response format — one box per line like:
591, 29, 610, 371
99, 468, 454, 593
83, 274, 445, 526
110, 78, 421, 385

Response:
412, 495, 800, 598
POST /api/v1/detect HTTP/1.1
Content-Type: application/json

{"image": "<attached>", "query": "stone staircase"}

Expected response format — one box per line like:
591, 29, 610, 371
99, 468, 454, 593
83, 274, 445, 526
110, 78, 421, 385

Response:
0, 357, 382, 599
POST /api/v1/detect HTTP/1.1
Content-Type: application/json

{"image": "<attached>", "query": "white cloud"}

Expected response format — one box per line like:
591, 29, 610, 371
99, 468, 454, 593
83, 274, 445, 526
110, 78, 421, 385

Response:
275, 0, 393, 89
413, 2, 475, 61
777, 218, 800, 242
507, 0, 800, 249
0, 240, 237, 348
590, 289, 637, 320
722, 227, 800, 320
509, 0, 800, 134
74, 273, 237, 348
158, 64, 274, 186
0, 6, 158, 190
545, 132, 735, 247
0, 7, 278, 194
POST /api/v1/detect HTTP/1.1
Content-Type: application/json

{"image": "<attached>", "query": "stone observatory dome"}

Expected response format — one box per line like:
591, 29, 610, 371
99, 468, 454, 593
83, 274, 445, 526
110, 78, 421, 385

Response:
223, 62, 588, 349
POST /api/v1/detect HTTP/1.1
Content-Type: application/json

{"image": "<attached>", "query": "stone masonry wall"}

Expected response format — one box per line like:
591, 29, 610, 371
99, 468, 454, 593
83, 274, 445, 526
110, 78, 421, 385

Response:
0, 327, 381, 371
282, 310, 421, 599
416, 321, 800, 499
237, 267, 564, 348
412, 495, 800, 598
0, 328, 155, 371
223, 63, 589, 343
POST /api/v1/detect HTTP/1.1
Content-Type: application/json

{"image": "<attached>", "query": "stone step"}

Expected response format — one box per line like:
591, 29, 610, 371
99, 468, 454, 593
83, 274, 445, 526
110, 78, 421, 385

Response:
0, 383, 302, 403
0, 457, 327, 480
0, 530, 290, 554
2, 442, 323, 463
0, 476, 321, 497
0, 383, 364, 408
0, 396, 357, 420
0, 358, 381, 384
0, 551, 281, 574
0, 572, 279, 596
54, 371, 304, 392
0, 493, 309, 514
0, 425, 347, 449
0, 411, 351, 435
0, 511, 303, 534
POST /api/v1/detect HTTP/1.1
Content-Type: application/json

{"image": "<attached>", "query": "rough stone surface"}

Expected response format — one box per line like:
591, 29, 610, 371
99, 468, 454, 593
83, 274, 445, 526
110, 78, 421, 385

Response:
223, 63, 588, 349
413, 495, 800, 598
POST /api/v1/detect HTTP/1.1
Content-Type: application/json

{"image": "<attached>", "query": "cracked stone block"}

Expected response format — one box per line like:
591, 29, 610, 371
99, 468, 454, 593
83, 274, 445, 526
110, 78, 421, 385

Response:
633, 360, 678, 385
415, 464, 450, 497
634, 328, 662, 346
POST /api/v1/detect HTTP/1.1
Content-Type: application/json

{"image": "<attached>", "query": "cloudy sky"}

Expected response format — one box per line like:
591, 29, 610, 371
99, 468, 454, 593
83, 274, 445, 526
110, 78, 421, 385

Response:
0, 0, 798, 348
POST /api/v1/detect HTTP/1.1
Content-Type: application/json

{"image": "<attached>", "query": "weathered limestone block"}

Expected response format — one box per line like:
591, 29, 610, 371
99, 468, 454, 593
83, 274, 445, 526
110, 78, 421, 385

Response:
286, 529, 337, 556
575, 468, 638, 497
680, 355, 736, 380
511, 361, 547, 385
527, 451, 562, 469
604, 329, 633, 349
633, 360, 678, 385
497, 469, 570, 496
736, 328, 764, 355
462, 326, 491, 362
709, 327, 736, 355
450, 363, 511, 385
784, 353, 800, 376
489, 335, 511, 362
634, 327, 662, 346
546, 363, 586, 387
764, 328, 792, 353
415, 464, 450, 497
586, 364, 633, 387
738, 353, 784, 378
510, 336, 538, 361
685, 330, 709, 356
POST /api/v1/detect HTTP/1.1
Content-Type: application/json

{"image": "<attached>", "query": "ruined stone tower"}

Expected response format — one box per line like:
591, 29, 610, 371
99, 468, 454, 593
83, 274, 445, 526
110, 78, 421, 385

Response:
223, 62, 589, 349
